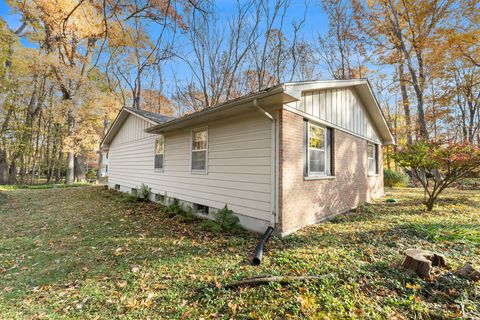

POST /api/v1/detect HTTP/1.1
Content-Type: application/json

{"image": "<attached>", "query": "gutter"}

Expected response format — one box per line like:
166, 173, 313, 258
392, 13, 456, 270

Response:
145, 85, 286, 134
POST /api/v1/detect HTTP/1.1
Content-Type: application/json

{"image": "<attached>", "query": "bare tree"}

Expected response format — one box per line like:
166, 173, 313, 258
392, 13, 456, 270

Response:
315, 0, 366, 80
177, 0, 308, 111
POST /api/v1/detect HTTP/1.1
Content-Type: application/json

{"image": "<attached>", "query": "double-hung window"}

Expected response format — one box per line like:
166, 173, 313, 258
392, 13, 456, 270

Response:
154, 136, 164, 170
367, 142, 378, 175
191, 127, 208, 172
306, 122, 332, 177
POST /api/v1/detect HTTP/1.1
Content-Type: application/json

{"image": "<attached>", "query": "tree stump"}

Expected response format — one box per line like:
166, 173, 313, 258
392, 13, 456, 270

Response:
457, 263, 480, 281
402, 249, 447, 278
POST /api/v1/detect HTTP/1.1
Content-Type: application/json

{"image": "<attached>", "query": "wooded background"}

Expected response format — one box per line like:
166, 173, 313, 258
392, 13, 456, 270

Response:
0, 0, 478, 184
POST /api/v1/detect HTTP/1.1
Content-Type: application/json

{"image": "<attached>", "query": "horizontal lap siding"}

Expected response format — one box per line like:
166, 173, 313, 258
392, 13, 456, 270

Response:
108, 113, 273, 221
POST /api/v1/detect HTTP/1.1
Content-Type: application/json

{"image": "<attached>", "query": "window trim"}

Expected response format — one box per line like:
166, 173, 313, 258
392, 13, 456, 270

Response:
154, 136, 165, 172
190, 126, 208, 174
367, 142, 378, 176
306, 122, 331, 177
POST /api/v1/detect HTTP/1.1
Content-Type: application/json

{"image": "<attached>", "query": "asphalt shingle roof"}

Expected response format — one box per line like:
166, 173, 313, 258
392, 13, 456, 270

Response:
125, 107, 175, 124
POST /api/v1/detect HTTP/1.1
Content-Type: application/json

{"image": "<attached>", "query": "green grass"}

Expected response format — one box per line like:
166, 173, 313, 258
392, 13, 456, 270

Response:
0, 187, 478, 319
0, 182, 93, 190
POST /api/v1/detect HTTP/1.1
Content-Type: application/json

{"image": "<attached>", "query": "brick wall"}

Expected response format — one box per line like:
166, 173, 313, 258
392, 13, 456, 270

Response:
279, 109, 384, 235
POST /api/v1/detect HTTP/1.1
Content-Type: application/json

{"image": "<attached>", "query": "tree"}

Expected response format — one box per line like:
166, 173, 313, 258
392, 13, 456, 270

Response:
315, 0, 366, 80
393, 141, 480, 211
353, 0, 455, 140
105, 0, 187, 109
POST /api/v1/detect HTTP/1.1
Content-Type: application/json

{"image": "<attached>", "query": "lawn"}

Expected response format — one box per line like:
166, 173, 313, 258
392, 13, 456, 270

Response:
0, 186, 478, 319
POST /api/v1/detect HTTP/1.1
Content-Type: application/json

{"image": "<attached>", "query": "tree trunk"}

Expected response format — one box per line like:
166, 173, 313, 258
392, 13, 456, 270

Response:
399, 59, 413, 145
403, 249, 446, 278
55, 142, 63, 183
0, 149, 9, 184
45, 121, 52, 183
30, 110, 42, 184
65, 108, 75, 184
74, 152, 86, 182
9, 161, 16, 184
426, 198, 435, 211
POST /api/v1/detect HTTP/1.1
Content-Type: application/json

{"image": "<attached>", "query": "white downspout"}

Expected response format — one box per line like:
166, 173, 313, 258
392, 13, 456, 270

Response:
252, 99, 278, 229
253, 99, 274, 121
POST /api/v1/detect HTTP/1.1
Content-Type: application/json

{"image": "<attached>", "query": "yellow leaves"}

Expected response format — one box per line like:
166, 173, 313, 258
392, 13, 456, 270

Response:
405, 282, 420, 290
125, 292, 155, 310
32, 0, 104, 39
296, 294, 318, 316
113, 247, 123, 256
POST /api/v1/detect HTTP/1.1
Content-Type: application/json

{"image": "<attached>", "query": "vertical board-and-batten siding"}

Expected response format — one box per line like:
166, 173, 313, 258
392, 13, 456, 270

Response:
287, 87, 381, 143
108, 113, 273, 223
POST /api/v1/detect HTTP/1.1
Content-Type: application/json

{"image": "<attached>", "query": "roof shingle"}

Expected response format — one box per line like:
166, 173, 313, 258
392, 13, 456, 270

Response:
124, 107, 175, 124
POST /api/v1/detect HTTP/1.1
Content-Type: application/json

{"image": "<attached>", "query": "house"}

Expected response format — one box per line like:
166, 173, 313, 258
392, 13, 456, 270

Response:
98, 152, 109, 178
100, 79, 395, 236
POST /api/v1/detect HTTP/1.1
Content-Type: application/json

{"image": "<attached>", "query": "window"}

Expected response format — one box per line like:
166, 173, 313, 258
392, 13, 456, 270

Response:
105, 165, 108, 173
194, 204, 209, 215
131, 188, 138, 196
154, 136, 164, 170
155, 193, 166, 204
367, 142, 378, 175
114, 184, 120, 191
306, 122, 332, 176
191, 128, 208, 172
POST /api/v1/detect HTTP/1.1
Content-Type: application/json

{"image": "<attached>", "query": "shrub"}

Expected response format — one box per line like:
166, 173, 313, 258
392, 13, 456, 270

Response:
383, 169, 409, 187
139, 183, 151, 200
165, 198, 184, 217
164, 199, 195, 222
86, 168, 97, 180
201, 205, 241, 232
393, 140, 480, 211
122, 194, 140, 204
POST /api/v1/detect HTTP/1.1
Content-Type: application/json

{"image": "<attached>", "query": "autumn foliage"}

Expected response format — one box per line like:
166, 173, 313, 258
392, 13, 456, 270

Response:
393, 141, 480, 210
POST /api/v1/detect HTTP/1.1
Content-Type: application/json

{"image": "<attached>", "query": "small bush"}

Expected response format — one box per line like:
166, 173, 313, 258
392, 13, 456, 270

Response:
383, 169, 409, 187
201, 205, 241, 233
457, 178, 480, 190
86, 168, 97, 180
165, 198, 184, 217
356, 203, 374, 214
182, 207, 195, 222
139, 183, 151, 200
164, 199, 195, 222
122, 194, 141, 204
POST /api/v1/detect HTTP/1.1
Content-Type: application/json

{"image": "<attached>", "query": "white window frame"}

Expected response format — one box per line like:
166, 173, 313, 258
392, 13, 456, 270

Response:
367, 142, 378, 176
307, 122, 330, 177
154, 136, 165, 171
190, 127, 208, 174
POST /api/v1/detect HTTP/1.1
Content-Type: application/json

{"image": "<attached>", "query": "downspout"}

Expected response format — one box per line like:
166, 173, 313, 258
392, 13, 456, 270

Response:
251, 98, 277, 265
253, 98, 274, 121
252, 98, 278, 230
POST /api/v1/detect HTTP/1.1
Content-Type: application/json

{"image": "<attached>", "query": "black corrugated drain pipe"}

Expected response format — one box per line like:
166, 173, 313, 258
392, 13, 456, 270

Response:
252, 226, 274, 266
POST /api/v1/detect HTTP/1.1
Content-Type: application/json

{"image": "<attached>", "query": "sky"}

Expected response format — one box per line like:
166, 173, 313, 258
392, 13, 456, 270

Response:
0, 0, 332, 97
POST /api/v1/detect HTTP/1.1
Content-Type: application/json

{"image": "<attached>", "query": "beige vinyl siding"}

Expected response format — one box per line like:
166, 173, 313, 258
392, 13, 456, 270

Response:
287, 87, 380, 143
108, 113, 273, 221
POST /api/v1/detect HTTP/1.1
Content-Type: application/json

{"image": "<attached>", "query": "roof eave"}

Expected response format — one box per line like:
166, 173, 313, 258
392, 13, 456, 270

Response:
146, 85, 292, 134
100, 107, 166, 150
